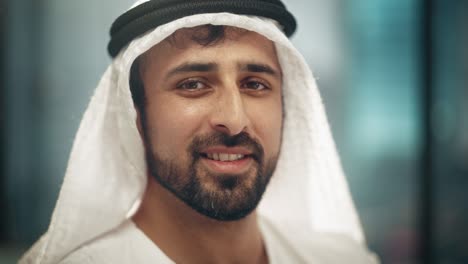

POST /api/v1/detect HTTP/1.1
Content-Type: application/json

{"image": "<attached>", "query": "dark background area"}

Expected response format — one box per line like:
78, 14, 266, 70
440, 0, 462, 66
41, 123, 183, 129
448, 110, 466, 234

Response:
1, 0, 467, 263
1, 0, 7, 250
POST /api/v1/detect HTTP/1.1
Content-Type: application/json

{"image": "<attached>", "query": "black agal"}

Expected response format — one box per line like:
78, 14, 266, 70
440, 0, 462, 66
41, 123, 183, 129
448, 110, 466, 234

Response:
108, 0, 297, 57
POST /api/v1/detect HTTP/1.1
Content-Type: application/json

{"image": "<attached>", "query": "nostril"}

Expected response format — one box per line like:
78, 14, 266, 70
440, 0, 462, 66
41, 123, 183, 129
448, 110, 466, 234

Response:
214, 124, 231, 134
210, 106, 249, 136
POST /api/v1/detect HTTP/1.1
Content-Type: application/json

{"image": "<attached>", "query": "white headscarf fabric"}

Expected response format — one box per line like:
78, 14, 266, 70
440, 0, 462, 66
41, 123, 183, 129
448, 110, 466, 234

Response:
21, 3, 365, 263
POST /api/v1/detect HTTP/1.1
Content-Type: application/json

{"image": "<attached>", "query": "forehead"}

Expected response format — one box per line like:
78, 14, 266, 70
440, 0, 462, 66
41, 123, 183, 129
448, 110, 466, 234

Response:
139, 25, 279, 68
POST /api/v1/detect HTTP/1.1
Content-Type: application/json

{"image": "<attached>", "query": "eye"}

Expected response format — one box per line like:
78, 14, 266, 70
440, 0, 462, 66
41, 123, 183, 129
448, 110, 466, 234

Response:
176, 79, 207, 90
242, 79, 270, 91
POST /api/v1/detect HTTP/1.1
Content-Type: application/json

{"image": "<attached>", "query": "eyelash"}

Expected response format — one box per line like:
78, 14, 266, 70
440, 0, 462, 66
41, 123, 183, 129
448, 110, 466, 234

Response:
175, 78, 271, 92
241, 79, 270, 91
176, 79, 208, 91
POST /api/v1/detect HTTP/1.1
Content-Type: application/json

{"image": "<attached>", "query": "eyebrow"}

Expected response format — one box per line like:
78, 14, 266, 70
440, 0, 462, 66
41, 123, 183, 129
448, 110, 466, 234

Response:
166, 62, 218, 78
239, 63, 279, 77
165, 61, 280, 79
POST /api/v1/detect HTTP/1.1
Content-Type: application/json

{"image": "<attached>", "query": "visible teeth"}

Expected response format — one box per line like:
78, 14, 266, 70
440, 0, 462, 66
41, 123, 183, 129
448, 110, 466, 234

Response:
206, 153, 245, 161
219, 153, 229, 161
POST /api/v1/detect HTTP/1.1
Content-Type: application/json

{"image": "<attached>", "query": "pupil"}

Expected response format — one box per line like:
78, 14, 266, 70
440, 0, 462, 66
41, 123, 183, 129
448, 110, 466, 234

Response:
189, 82, 198, 89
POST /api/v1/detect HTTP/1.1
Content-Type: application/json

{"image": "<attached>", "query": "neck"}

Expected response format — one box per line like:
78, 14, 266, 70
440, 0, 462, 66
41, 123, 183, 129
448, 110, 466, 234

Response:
132, 177, 268, 264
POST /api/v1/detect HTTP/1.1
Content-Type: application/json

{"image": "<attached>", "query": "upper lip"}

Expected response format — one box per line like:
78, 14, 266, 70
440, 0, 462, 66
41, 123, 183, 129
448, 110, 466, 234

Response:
200, 146, 253, 155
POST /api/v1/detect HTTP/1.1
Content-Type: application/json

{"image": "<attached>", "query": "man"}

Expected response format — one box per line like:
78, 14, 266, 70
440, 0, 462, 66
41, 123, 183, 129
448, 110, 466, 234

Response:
21, 0, 378, 263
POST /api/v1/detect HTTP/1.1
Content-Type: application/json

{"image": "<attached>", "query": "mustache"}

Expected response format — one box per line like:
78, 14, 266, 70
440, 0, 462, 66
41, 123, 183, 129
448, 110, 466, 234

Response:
189, 132, 264, 162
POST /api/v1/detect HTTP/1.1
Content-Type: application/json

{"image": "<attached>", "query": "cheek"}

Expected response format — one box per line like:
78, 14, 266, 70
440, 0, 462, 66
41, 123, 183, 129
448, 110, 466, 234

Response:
247, 98, 283, 156
144, 96, 209, 157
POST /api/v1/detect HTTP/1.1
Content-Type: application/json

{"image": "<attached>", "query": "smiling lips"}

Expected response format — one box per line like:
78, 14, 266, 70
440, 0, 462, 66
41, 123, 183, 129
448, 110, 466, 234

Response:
206, 153, 245, 161
200, 147, 254, 174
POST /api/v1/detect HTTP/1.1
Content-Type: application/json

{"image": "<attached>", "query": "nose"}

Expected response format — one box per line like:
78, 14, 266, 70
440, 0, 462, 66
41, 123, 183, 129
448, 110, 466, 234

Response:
210, 86, 250, 136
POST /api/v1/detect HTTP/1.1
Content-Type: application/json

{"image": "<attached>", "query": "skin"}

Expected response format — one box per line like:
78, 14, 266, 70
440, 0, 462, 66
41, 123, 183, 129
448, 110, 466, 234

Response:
132, 28, 283, 264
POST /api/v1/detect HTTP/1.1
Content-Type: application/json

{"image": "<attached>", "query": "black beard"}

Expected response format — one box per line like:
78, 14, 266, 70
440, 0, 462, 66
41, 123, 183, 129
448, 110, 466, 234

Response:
142, 120, 278, 221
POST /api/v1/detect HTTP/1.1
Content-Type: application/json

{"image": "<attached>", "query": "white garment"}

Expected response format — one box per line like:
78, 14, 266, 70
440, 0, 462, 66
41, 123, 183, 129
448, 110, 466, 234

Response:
20, 2, 378, 263
60, 218, 375, 264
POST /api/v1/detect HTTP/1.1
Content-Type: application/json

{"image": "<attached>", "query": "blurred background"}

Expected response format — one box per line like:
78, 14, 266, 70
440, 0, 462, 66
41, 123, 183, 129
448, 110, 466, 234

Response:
1, 0, 467, 263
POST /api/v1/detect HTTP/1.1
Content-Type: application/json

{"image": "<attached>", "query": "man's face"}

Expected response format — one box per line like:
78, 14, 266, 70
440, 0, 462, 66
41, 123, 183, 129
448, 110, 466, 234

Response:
138, 27, 283, 221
